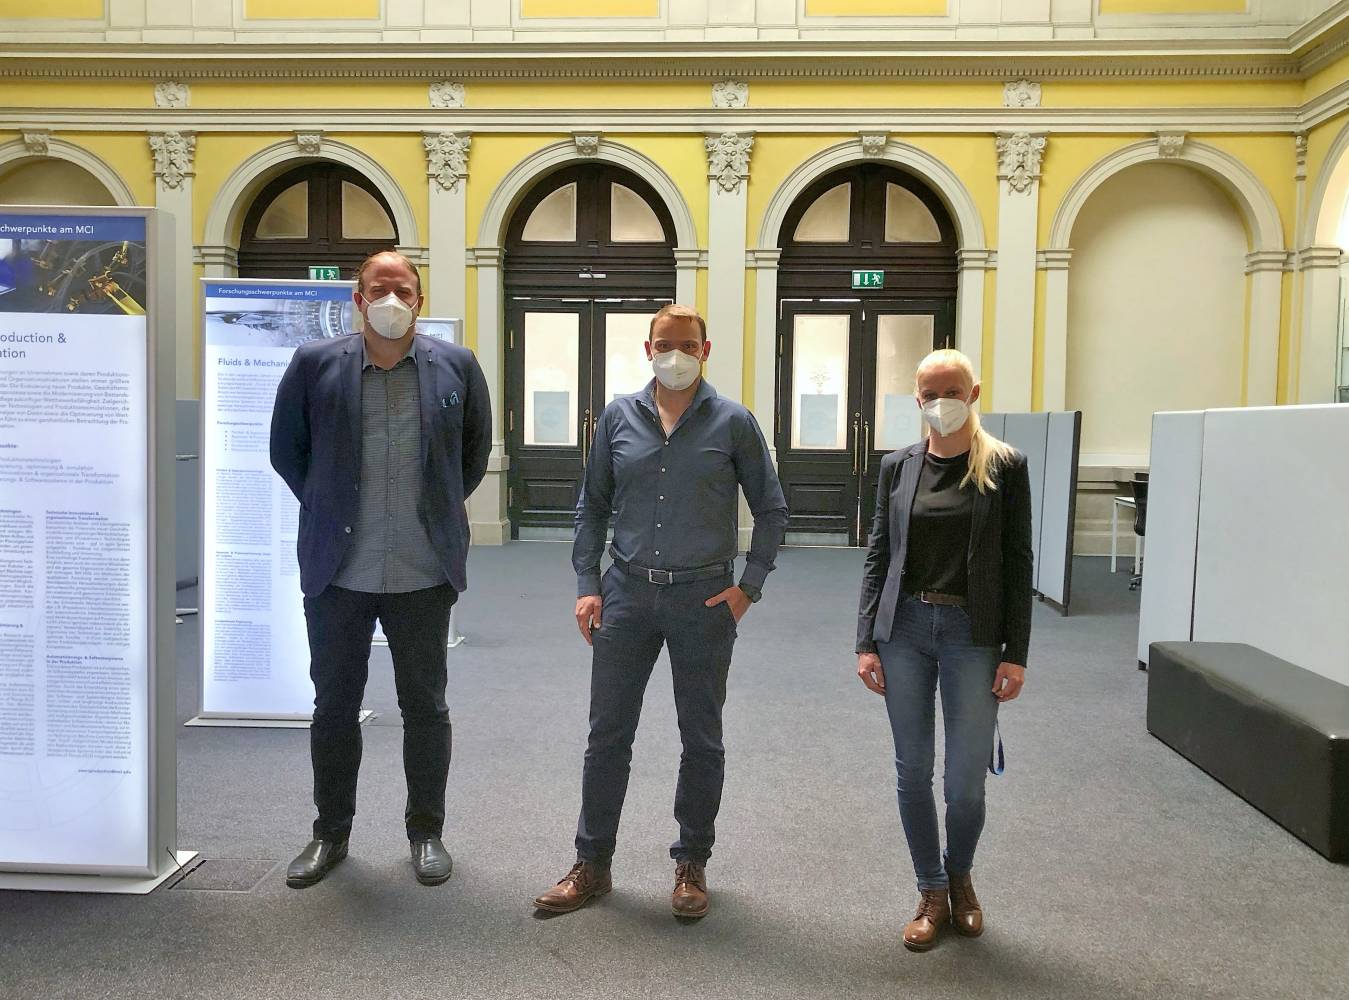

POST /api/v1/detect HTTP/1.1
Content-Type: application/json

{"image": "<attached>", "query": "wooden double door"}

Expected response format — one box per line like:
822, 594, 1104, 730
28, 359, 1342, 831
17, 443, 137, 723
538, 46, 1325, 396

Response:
505, 296, 670, 536
776, 297, 954, 545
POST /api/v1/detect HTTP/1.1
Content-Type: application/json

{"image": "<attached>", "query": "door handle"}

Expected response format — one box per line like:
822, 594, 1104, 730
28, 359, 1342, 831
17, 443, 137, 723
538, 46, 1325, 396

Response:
863, 420, 872, 474
851, 413, 861, 476
581, 408, 592, 467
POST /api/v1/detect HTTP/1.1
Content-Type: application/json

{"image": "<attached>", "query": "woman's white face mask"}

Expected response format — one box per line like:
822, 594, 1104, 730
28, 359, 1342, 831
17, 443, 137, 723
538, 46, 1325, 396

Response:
363, 292, 415, 340
921, 395, 971, 437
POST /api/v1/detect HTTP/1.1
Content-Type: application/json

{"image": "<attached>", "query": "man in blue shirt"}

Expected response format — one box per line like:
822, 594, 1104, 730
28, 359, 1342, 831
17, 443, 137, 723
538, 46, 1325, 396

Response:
533, 304, 788, 919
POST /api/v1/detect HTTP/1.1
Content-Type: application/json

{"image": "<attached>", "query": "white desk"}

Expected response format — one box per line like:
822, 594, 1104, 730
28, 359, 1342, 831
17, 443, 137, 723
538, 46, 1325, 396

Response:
1111, 495, 1143, 574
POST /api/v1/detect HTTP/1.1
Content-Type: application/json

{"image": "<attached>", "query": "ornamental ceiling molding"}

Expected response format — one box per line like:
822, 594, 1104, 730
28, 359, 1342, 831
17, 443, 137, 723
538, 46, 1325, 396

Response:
0, 107, 1305, 132
0, 50, 1314, 84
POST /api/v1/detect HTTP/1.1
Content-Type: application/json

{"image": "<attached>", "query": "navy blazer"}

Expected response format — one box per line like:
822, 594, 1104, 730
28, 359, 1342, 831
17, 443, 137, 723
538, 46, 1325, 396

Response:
856, 440, 1034, 666
270, 332, 492, 598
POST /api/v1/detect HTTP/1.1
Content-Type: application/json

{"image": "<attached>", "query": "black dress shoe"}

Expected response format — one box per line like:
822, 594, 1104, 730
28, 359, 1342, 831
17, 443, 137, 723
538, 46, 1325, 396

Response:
285, 839, 348, 889
410, 837, 453, 886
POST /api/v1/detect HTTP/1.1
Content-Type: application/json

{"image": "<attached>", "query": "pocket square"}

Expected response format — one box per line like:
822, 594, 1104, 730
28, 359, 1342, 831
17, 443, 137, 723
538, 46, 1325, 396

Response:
442, 391, 460, 407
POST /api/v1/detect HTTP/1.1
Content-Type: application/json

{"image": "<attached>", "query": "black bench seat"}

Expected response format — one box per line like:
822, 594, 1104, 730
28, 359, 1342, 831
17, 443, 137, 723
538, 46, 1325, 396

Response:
1148, 641, 1349, 862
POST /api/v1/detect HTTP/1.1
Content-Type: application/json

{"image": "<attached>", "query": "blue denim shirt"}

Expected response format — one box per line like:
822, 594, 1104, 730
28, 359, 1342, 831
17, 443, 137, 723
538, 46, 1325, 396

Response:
573, 378, 788, 598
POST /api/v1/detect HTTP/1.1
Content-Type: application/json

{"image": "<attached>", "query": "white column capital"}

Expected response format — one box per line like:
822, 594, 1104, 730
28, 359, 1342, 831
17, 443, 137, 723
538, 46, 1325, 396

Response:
705, 132, 754, 194
995, 132, 1046, 195
467, 246, 504, 268
746, 248, 782, 269
1037, 248, 1073, 270
149, 130, 195, 191
957, 248, 997, 271
1244, 250, 1292, 274
1296, 245, 1344, 270
192, 244, 239, 274
424, 131, 471, 193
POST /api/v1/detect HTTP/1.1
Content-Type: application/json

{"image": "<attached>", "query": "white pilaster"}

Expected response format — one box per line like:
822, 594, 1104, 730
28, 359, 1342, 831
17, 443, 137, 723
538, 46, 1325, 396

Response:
150, 130, 196, 397
674, 248, 701, 306
956, 248, 994, 387
1296, 246, 1343, 403
748, 249, 782, 448
993, 132, 1045, 413
468, 247, 509, 544
1245, 250, 1290, 407
704, 132, 753, 403
1038, 248, 1072, 411
424, 131, 470, 320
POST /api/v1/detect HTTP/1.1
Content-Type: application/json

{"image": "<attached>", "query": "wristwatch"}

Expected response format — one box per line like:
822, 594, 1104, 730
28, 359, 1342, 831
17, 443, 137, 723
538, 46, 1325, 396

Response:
737, 582, 762, 604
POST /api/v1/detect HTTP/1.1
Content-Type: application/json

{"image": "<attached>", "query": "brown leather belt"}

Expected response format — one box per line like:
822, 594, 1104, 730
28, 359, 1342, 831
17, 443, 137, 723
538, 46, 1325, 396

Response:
913, 590, 967, 607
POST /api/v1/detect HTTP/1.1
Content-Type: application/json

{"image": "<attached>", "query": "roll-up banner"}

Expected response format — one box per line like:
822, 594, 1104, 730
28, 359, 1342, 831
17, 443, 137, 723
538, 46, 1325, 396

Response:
197, 277, 461, 723
0, 207, 180, 884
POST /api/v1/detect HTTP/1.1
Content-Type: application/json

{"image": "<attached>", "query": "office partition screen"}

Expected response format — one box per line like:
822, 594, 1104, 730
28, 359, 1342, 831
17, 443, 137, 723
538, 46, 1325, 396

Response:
0, 208, 174, 875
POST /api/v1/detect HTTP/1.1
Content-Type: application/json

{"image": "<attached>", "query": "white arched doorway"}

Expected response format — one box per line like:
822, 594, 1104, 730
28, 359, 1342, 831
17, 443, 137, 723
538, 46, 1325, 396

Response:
1045, 138, 1287, 411
0, 137, 136, 207
1301, 119, 1349, 403
750, 138, 989, 455
199, 137, 424, 278
467, 138, 701, 544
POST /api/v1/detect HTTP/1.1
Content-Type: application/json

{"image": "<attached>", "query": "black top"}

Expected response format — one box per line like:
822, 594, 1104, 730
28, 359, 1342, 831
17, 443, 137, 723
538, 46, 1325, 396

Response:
901, 450, 973, 597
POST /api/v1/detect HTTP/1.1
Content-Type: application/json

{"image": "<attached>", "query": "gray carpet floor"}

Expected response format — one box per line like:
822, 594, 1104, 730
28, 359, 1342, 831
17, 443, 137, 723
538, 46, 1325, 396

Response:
2, 545, 1346, 1000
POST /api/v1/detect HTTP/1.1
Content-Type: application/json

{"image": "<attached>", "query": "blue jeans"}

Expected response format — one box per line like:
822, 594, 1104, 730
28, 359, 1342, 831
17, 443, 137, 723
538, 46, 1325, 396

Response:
879, 595, 1000, 891
575, 567, 738, 866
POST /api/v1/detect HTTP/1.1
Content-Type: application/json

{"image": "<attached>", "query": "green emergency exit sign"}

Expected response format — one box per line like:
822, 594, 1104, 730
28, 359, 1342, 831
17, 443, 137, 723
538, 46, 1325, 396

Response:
308, 265, 341, 281
851, 269, 884, 289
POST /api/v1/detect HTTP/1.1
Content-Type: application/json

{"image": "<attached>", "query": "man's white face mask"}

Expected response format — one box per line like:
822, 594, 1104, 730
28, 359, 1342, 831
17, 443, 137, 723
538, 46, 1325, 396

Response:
921, 396, 971, 437
363, 292, 415, 340
651, 349, 702, 391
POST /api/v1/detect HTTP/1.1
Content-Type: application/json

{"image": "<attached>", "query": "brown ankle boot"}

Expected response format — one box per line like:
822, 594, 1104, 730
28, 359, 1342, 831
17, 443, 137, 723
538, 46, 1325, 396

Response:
671, 861, 709, 918
903, 888, 952, 952
533, 861, 612, 913
948, 871, 983, 937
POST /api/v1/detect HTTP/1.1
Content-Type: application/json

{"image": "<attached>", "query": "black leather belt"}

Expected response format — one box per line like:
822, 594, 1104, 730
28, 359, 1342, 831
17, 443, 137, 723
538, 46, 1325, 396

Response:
909, 589, 967, 607
611, 555, 733, 586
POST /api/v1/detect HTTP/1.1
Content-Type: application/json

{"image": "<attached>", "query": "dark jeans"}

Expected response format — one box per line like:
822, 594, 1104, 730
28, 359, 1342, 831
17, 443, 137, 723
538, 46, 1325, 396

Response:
576, 567, 738, 866
303, 582, 457, 843
878, 595, 1000, 891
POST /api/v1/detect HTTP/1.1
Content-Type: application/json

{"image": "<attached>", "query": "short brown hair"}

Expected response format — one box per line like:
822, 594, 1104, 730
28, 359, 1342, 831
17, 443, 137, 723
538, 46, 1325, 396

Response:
356, 250, 422, 297
649, 304, 706, 342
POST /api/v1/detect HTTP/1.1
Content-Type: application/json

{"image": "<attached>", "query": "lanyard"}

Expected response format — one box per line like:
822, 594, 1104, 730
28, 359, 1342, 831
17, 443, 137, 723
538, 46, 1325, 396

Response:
988, 718, 1005, 776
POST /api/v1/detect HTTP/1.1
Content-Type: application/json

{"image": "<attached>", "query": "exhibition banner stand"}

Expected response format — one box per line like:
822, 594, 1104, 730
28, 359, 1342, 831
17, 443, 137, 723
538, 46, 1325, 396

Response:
190, 277, 464, 728
0, 206, 193, 893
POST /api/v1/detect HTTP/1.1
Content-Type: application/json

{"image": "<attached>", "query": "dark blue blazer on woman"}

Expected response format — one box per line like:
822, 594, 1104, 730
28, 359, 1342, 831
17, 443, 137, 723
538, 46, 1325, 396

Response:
856, 440, 1034, 666
269, 332, 492, 598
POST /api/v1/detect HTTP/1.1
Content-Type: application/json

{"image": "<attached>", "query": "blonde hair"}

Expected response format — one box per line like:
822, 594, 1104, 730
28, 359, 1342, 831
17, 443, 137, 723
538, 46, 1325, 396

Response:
914, 348, 1015, 495
649, 303, 707, 342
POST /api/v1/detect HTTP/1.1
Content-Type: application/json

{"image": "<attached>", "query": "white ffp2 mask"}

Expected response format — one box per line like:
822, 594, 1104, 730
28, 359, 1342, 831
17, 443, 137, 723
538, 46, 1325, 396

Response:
651, 349, 702, 391
363, 292, 415, 340
922, 397, 971, 437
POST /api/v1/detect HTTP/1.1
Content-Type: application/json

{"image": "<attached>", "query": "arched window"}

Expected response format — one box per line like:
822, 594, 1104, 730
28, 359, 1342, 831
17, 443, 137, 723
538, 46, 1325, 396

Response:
237, 163, 398, 280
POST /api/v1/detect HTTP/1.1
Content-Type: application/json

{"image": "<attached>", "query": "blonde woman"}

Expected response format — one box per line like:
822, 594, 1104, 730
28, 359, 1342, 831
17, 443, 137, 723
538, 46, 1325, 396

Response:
855, 348, 1032, 952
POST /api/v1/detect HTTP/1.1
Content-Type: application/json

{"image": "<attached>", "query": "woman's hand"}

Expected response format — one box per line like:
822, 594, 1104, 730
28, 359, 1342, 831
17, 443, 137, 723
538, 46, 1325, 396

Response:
992, 662, 1025, 702
857, 652, 886, 695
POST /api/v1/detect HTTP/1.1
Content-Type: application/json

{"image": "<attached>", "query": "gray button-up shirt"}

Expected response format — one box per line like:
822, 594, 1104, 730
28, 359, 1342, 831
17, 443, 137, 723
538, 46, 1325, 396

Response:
573, 378, 788, 598
331, 338, 447, 594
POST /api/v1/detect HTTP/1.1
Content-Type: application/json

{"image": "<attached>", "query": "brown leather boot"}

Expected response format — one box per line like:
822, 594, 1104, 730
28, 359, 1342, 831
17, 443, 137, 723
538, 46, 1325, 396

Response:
532, 861, 612, 913
902, 888, 952, 952
671, 861, 709, 918
948, 871, 984, 937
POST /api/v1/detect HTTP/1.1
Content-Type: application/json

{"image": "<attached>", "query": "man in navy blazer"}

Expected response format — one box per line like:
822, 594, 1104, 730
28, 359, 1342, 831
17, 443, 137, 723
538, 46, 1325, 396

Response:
270, 250, 491, 889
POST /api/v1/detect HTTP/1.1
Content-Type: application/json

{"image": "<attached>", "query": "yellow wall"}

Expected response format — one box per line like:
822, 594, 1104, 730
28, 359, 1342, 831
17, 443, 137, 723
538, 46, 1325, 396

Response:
0, 0, 100, 15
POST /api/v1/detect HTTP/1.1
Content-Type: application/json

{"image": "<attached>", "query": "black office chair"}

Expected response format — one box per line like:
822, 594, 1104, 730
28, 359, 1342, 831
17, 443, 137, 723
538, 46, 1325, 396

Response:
1129, 474, 1148, 591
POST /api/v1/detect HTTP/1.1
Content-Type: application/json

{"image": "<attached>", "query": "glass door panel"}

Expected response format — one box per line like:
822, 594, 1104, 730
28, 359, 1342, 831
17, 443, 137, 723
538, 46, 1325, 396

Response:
790, 313, 852, 451
873, 313, 934, 451
602, 310, 655, 402
522, 311, 581, 447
